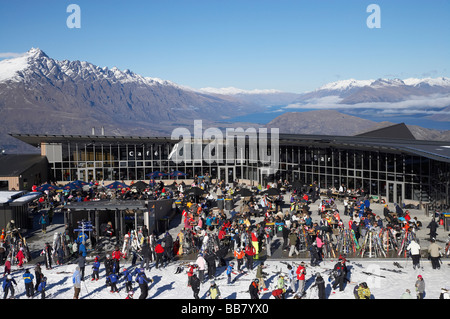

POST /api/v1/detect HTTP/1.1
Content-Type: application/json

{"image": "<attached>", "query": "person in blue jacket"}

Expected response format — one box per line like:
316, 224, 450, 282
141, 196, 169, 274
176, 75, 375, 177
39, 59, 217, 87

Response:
23, 269, 34, 298
108, 272, 119, 293
91, 256, 100, 281
121, 267, 134, 292
78, 241, 87, 257
39, 213, 48, 234
135, 267, 153, 299
37, 276, 47, 299
2, 274, 17, 299
226, 261, 235, 284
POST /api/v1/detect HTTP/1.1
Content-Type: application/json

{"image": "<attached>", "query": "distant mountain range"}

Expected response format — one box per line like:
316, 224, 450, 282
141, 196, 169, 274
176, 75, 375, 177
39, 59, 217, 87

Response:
285, 77, 450, 122
265, 110, 450, 141
0, 48, 449, 153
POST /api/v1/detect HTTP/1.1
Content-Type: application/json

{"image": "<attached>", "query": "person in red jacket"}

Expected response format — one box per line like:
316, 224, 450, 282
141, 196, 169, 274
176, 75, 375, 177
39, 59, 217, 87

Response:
111, 246, 123, 273
245, 243, 256, 271
16, 248, 25, 268
155, 242, 165, 269
296, 262, 306, 297
187, 262, 197, 287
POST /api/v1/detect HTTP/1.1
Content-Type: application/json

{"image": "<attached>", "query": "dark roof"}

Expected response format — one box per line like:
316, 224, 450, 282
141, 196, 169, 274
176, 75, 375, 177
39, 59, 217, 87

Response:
0, 154, 47, 177
9, 133, 178, 148
9, 132, 450, 164
356, 123, 416, 140
65, 200, 148, 211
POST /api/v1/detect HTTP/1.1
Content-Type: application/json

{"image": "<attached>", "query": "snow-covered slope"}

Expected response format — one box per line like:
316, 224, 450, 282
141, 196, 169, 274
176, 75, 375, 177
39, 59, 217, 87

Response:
5, 255, 449, 300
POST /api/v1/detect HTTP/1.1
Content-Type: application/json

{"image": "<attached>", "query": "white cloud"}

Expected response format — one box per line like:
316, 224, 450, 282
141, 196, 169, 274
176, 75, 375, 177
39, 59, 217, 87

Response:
283, 94, 450, 116
0, 52, 27, 59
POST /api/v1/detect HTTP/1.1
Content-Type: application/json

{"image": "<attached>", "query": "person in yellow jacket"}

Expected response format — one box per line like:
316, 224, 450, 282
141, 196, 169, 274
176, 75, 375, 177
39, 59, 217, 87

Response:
206, 281, 221, 299
357, 282, 371, 299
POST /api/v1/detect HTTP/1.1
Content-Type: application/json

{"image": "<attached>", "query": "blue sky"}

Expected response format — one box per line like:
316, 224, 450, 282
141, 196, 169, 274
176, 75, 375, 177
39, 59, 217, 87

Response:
1, 0, 449, 93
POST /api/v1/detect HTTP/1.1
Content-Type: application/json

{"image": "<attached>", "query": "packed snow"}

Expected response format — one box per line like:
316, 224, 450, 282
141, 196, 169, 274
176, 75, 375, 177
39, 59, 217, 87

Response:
3, 253, 449, 300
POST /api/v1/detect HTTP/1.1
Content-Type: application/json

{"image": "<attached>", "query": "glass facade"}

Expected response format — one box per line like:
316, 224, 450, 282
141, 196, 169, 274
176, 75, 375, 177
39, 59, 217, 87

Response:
26, 135, 450, 206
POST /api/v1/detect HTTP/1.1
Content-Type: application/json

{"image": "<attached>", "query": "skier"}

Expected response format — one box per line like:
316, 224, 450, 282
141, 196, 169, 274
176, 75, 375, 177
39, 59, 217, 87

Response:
206, 280, 221, 299
191, 273, 201, 299
271, 287, 285, 299
41, 242, 53, 270
154, 241, 165, 269
195, 253, 206, 283
415, 275, 425, 299
309, 241, 321, 266
204, 250, 217, 280
427, 218, 439, 241
39, 213, 48, 234
34, 262, 43, 292
163, 232, 174, 263
76, 253, 86, 281
118, 267, 132, 292
296, 261, 307, 297
286, 264, 297, 294
187, 262, 196, 287
112, 246, 124, 273
136, 267, 153, 299
140, 242, 152, 271
91, 256, 100, 281
233, 247, 245, 272
249, 278, 260, 299
37, 276, 47, 299
356, 282, 371, 299
226, 261, 236, 285
406, 240, 421, 269
331, 258, 348, 292
104, 254, 114, 278
311, 273, 326, 299
107, 272, 119, 293
23, 269, 34, 298
256, 262, 268, 292
72, 266, 82, 299
427, 238, 442, 270
244, 243, 256, 271
2, 274, 17, 299
3, 258, 11, 277
16, 247, 25, 268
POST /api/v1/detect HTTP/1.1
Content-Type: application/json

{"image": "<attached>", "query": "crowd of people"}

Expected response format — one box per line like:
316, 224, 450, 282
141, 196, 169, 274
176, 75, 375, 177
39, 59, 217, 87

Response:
1, 177, 449, 299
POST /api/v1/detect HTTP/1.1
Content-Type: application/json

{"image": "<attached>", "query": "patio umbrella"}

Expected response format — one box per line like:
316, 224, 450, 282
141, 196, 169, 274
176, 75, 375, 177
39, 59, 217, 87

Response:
186, 187, 206, 197
291, 180, 304, 191
169, 170, 187, 177
262, 187, 281, 196
105, 181, 130, 189
36, 183, 60, 192
236, 188, 253, 197
146, 171, 168, 178
131, 180, 148, 191
61, 183, 80, 191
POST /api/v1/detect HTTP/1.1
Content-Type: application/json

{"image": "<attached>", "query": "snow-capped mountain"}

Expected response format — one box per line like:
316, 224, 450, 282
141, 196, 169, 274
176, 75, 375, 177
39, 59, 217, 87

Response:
288, 77, 450, 122
0, 48, 265, 152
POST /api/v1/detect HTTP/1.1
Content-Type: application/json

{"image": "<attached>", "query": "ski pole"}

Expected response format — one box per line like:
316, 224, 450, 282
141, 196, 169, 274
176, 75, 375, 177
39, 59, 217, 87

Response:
82, 280, 91, 299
